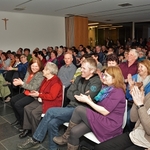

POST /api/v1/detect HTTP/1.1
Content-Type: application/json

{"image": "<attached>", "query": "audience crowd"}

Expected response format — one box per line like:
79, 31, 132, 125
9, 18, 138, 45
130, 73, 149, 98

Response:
0, 37, 150, 150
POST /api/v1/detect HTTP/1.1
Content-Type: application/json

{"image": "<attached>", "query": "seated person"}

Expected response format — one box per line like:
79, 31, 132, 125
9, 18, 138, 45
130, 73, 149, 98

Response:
6, 54, 28, 81
95, 85, 150, 150
47, 50, 58, 65
10, 58, 44, 127
0, 52, 11, 73
17, 57, 102, 150
71, 54, 91, 83
126, 59, 150, 131
0, 73, 10, 100
19, 62, 63, 138
4, 54, 28, 97
58, 53, 77, 106
54, 66, 126, 149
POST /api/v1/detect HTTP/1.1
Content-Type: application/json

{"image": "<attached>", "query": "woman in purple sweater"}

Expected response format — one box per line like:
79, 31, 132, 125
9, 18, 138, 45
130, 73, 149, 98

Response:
53, 66, 126, 150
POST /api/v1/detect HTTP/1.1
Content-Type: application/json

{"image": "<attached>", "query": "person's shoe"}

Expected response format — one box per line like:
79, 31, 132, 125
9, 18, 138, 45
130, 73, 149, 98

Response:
18, 128, 24, 133
17, 137, 40, 149
11, 120, 19, 126
19, 129, 29, 138
53, 121, 77, 145
4, 97, 11, 103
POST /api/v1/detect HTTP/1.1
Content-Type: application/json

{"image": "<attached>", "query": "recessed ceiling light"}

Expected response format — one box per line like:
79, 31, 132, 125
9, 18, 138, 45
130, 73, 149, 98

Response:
118, 3, 132, 7
105, 19, 112, 21
14, 7, 25, 11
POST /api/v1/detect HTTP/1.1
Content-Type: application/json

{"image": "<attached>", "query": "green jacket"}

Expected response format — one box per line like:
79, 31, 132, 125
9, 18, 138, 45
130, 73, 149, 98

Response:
0, 74, 10, 98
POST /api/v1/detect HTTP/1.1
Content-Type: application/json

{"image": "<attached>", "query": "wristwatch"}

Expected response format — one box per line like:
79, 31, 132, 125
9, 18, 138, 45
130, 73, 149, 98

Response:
137, 104, 144, 109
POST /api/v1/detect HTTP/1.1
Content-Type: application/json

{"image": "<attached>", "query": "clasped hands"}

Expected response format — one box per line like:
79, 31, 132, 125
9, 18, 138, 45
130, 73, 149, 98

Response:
13, 78, 24, 86
74, 90, 92, 104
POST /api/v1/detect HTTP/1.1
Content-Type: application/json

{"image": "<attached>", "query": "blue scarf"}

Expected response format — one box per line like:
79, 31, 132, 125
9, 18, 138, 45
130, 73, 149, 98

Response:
94, 86, 114, 102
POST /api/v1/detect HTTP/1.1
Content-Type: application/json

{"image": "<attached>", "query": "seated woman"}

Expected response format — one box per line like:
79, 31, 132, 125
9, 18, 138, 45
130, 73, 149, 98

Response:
53, 66, 126, 150
0, 52, 11, 73
19, 62, 63, 138
37, 51, 47, 66
10, 58, 44, 128
95, 85, 150, 150
126, 59, 150, 131
47, 50, 58, 65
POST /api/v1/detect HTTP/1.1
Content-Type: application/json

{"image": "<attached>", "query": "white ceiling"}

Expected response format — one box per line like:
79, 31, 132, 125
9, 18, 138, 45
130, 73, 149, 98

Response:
0, 0, 150, 24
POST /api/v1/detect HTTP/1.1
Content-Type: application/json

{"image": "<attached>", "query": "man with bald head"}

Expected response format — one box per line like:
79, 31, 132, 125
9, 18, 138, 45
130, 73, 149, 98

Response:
58, 53, 77, 106
58, 53, 77, 88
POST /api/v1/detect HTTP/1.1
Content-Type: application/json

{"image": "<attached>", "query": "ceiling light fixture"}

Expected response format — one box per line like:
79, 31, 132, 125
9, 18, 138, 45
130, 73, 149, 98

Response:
118, 3, 132, 7
88, 23, 99, 26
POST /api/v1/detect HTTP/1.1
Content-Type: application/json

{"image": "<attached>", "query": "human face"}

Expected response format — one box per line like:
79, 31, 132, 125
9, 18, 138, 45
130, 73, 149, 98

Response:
43, 66, 50, 77
57, 48, 63, 55
64, 54, 73, 66
31, 62, 40, 73
107, 61, 117, 67
138, 63, 148, 77
15, 57, 20, 63
51, 52, 56, 59
128, 51, 137, 62
102, 71, 114, 86
95, 46, 101, 53
20, 55, 27, 63
24, 50, 29, 56
81, 62, 94, 79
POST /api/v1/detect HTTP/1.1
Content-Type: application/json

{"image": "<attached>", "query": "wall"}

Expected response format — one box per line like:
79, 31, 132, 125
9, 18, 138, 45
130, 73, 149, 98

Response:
0, 11, 65, 51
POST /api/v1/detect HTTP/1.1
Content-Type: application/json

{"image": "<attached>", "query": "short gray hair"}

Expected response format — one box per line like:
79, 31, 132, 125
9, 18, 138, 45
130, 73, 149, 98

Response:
129, 49, 139, 59
45, 62, 58, 75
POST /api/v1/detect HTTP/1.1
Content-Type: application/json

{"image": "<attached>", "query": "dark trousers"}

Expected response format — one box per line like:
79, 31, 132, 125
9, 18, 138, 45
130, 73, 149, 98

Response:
94, 132, 145, 150
10, 93, 35, 126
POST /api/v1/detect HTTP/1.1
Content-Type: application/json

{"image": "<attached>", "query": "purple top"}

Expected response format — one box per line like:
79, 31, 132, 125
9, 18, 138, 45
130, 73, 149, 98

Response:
119, 61, 138, 79
87, 88, 125, 142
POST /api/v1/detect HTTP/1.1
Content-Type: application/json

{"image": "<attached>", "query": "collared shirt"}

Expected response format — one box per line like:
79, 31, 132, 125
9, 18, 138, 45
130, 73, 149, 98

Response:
119, 61, 138, 79
58, 63, 77, 88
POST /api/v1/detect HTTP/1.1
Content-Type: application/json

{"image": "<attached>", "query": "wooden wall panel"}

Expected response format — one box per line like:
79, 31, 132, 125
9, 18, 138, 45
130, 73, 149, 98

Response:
65, 16, 88, 48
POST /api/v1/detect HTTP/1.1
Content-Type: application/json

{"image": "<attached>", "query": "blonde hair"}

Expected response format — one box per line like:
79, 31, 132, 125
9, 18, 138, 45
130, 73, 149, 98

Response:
82, 57, 97, 73
138, 59, 150, 75
105, 66, 125, 93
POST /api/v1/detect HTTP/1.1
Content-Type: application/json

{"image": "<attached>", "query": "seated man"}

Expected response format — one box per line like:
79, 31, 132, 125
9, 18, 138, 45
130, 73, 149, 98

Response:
58, 53, 77, 106
17, 57, 102, 150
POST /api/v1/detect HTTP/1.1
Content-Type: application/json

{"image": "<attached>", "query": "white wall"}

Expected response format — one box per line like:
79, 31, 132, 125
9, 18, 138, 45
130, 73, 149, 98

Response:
0, 11, 65, 52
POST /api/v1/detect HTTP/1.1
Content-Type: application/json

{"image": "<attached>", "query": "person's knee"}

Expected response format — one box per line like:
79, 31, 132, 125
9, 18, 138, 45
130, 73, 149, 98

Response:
74, 106, 84, 114
70, 127, 78, 138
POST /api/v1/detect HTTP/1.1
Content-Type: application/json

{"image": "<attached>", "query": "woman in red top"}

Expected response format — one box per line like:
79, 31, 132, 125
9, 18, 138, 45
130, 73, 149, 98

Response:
19, 62, 63, 138
10, 58, 44, 127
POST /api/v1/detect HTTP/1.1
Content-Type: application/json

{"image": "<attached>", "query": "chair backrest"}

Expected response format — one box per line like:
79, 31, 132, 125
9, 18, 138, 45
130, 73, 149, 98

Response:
62, 85, 65, 107
122, 100, 128, 129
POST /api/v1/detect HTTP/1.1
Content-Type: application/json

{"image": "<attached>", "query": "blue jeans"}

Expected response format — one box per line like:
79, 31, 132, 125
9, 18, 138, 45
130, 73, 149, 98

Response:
33, 106, 75, 150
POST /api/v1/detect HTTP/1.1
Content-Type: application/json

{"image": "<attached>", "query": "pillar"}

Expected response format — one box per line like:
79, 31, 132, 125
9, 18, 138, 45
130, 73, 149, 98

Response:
65, 16, 88, 48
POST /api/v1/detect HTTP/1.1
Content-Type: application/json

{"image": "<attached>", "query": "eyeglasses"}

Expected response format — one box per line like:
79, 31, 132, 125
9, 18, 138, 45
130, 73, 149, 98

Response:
101, 73, 112, 79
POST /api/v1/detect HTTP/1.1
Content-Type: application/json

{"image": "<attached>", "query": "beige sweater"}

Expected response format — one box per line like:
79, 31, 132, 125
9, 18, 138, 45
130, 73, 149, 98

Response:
130, 93, 150, 143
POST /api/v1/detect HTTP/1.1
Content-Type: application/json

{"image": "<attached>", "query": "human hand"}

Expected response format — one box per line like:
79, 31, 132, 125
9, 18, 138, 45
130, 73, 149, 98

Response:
130, 86, 144, 106
29, 90, 39, 97
74, 94, 92, 104
13, 78, 23, 86
127, 74, 135, 90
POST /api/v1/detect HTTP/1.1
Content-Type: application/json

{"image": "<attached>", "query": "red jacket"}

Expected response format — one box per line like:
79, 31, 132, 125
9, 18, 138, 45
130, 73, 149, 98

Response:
38, 75, 62, 113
